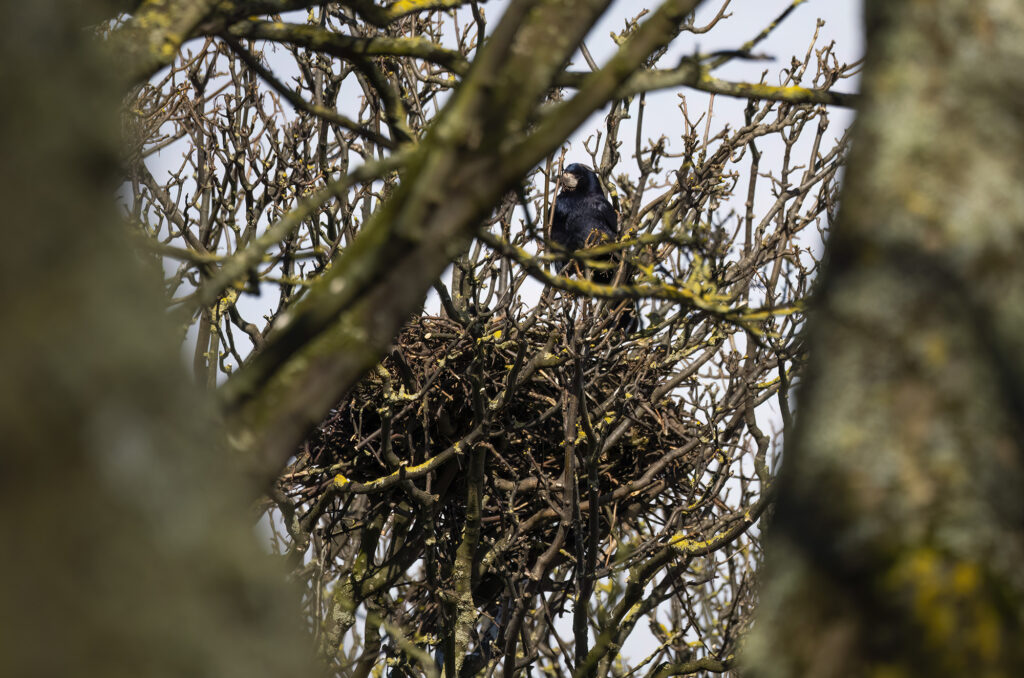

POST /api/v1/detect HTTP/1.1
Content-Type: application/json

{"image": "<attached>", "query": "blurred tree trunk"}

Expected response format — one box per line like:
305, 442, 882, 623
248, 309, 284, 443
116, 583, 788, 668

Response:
0, 3, 318, 677
746, 2, 1024, 676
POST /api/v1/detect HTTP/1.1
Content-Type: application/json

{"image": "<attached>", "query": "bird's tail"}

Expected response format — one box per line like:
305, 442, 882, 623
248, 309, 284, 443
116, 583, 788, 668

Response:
610, 298, 639, 332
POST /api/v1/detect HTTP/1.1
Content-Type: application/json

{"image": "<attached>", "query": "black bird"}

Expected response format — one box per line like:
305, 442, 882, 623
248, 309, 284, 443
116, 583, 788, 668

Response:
551, 163, 618, 282
551, 163, 638, 330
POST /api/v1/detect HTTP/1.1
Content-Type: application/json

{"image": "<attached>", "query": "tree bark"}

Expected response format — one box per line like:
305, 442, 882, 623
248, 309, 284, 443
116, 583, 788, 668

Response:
746, 2, 1024, 676
0, 3, 318, 677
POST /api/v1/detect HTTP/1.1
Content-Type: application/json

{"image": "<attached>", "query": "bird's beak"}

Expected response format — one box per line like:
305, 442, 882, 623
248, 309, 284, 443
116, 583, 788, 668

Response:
560, 171, 578, 190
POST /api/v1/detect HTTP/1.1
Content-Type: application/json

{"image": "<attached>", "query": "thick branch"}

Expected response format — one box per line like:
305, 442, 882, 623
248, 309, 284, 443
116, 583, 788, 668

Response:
111, 0, 222, 83
476, 229, 801, 327
559, 65, 857, 108
651, 656, 733, 677
223, 20, 470, 74
344, 0, 478, 27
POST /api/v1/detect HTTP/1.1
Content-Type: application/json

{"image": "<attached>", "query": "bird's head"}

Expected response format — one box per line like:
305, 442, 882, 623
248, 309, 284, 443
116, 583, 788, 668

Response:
560, 163, 600, 194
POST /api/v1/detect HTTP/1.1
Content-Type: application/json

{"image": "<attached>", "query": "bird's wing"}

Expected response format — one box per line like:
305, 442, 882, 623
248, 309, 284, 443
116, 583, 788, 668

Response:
591, 195, 618, 237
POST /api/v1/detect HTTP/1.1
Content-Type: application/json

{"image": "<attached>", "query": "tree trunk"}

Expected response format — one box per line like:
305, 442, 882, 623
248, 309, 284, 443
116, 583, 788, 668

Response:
0, 3, 318, 677
746, 3, 1024, 676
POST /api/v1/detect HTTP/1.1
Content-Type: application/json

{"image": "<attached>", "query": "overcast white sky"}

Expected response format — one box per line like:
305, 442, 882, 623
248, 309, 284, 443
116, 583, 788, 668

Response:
562, 0, 862, 182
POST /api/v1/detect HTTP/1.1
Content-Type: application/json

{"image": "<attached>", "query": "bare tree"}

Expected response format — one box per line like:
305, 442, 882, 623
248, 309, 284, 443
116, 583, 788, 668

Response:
120, 2, 857, 676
